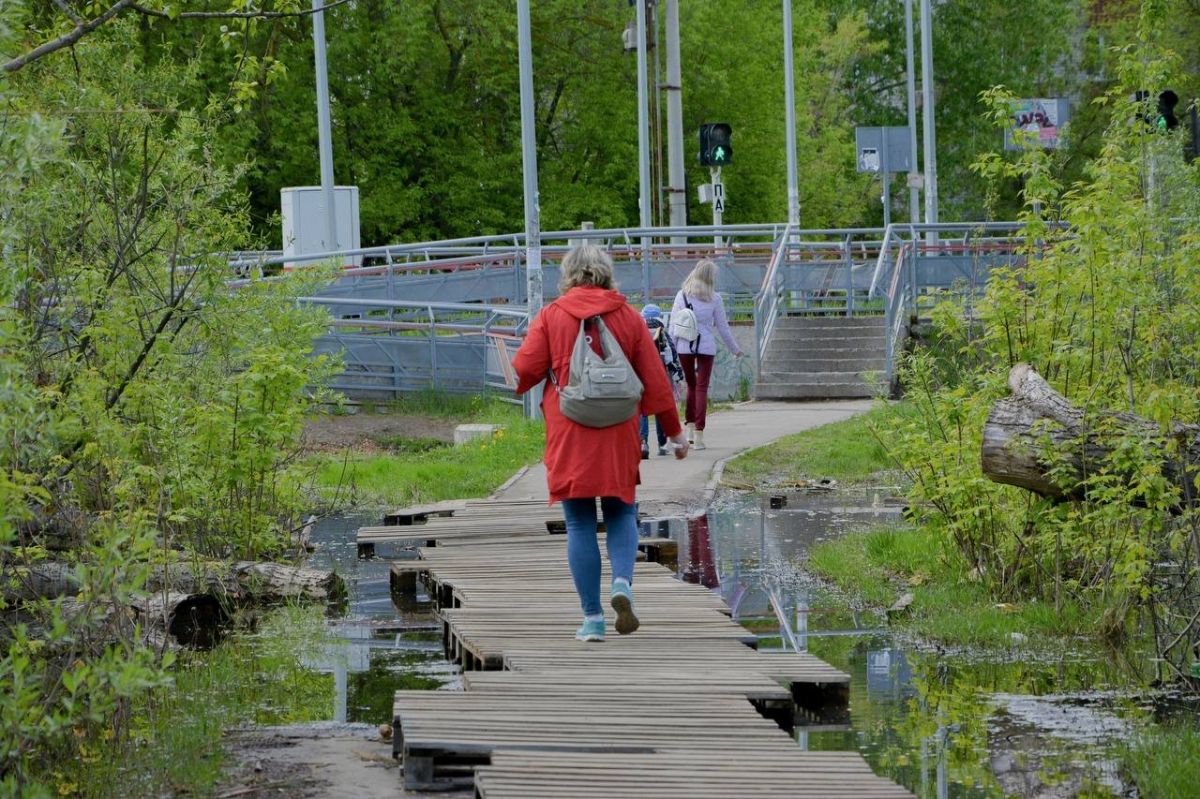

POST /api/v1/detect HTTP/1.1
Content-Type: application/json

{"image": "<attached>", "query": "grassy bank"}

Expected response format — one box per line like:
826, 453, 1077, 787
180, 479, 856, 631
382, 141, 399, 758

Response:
1121, 725, 1200, 798
309, 394, 544, 508
56, 606, 332, 798
808, 525, 1101, 647
722, 402, 902, 487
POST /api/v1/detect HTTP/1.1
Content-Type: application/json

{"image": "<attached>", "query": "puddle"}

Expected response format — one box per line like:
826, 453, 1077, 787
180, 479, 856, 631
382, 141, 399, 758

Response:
660, 492, 1200, 799
302, 514, 459, 725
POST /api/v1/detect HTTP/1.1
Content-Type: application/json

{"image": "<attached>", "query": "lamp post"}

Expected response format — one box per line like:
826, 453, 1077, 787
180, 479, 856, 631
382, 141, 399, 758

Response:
782, 0, 800, 228
517, 0, 543, 418
311, 0, 337, 251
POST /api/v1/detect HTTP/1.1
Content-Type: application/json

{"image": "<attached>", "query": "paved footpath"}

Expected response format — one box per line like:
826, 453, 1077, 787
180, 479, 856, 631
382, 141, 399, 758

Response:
497, 399, 874, 512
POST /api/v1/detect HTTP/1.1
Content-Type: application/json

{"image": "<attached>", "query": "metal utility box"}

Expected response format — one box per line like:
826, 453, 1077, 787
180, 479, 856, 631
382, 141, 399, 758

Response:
281, 185, 362, 269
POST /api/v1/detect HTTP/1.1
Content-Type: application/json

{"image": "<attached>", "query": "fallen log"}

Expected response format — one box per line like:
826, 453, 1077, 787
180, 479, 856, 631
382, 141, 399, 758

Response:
146, 561, 345, 604
132, 592, 228, 649
981, 364, 1200, 505
4, 560, 343, 606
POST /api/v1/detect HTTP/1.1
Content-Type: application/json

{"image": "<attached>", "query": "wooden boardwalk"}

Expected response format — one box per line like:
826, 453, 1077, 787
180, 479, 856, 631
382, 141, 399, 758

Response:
371, 500, 912, 797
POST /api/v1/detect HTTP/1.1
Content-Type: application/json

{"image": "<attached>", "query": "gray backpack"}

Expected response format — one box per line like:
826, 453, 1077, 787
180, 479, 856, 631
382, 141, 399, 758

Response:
549, 315, 644, 428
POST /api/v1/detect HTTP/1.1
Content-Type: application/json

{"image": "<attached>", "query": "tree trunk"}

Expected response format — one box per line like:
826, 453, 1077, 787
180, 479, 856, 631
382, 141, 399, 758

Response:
4, 560, 343, 605
132, 592, 227, 649
981, 364, 1200, 506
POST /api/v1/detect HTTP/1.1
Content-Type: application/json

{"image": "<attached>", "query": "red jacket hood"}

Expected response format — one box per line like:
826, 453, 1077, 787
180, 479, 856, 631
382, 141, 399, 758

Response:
551, 286, 630, 319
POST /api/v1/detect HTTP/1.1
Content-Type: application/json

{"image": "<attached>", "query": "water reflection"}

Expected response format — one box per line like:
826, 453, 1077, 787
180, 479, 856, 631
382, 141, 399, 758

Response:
660, 492, 1185, 799
302, 514, 457, 724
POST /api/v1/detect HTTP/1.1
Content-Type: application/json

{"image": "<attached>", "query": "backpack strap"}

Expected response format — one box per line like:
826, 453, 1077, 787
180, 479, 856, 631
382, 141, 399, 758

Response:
546, 316, 595, 389
682, 292, 700, 354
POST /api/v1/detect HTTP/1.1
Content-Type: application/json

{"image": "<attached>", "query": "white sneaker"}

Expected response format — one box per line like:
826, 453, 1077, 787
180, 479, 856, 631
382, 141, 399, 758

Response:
694, 429, 706, 450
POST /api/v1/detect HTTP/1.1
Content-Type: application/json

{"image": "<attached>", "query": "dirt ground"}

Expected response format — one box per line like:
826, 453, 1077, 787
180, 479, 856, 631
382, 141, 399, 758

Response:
220, 723, 472, 799
301, 412, 457, 454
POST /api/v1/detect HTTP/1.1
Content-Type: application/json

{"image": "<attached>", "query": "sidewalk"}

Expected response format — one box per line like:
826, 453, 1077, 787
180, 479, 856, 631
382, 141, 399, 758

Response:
495, 399, 874, 514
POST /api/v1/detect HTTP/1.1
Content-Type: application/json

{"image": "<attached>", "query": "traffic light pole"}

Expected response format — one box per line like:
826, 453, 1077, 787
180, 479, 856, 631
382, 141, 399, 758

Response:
710, 166, 724, 246
517, 0, 542, 419
635, 0, 653, 301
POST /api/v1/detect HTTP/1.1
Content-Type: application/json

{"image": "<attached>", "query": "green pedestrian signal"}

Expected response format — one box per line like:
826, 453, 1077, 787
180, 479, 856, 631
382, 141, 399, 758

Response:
699, 123, 733, 166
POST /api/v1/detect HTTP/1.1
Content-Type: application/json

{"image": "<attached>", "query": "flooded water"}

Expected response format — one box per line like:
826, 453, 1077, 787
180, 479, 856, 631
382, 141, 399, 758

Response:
302, 515, 458, 724
293, 494, 1197, 796
675, 492, 1198, 799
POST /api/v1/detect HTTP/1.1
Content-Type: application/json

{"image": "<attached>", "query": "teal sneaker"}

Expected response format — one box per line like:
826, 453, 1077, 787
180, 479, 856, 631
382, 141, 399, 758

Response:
610, 582, 640, 635
575, 619, 605, 642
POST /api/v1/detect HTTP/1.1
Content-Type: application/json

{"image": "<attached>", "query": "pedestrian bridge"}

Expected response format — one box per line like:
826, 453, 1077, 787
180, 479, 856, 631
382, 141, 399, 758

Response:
230, 221, 1034, 402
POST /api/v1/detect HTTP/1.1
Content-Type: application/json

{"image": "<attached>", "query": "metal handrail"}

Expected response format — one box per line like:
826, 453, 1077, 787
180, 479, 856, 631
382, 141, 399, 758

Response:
752, 224, 793, 366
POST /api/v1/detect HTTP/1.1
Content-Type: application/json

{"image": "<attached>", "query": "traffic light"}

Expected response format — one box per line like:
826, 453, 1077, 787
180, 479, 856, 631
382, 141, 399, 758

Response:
699, 123, 733, 166
1156, 90, 1179, 131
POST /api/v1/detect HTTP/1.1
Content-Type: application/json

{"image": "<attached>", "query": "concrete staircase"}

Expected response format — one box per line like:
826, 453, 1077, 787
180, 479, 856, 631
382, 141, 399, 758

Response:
755, 315, 887, 400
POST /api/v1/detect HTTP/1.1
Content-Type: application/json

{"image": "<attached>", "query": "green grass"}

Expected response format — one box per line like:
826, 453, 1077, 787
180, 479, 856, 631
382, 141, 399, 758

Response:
1121, 725, 1200, 798
722, 401, 905, 487
808, 524, 1101, 647
310, 399, 544, 508
57, 606, 333, 798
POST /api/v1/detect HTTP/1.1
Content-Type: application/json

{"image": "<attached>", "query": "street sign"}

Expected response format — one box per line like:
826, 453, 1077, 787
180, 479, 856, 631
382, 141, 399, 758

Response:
712, 181, 725, 213
1004, 98, 1069, 150
854, 127, 913, 174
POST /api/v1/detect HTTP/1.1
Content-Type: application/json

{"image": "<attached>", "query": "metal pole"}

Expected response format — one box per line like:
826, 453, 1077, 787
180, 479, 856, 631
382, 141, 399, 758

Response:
635, 0, 653, 300
664, 0, 687, 241
782, 0, 801, 227
919, 0, 939, 231
710, 166, 723, 246
517, 0, 543, 418
904, 0, 920, 224
881, 140, 891, 229
312, 0, 337, 251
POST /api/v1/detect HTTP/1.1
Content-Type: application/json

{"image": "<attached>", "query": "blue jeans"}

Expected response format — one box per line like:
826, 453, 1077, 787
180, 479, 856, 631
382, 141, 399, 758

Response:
561, 497, 639, 617
639, 414, 667, 448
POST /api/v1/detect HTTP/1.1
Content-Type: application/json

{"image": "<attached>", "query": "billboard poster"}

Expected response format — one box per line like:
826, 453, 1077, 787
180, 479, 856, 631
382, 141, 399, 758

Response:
1005, 98, 1067, 150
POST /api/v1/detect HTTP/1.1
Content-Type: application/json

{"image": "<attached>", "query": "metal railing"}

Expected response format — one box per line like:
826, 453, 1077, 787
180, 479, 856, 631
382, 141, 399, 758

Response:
869, 222, 1059, 387
753, 224, 793, 366
299, 296, 529, 399
233, 220, 1055, 400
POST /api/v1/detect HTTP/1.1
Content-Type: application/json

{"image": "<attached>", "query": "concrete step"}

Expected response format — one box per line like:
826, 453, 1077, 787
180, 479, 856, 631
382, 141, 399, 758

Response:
774, 315, 886, 330
766, 327, 888, 342
763, 340, 888, 355
759, 360, 886, 378
755, 379, 882, 400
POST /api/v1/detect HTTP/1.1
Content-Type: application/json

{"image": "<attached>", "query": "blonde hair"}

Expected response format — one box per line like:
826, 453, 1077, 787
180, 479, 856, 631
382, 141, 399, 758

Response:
681, 258, 717, 301
559, 245, 616, 292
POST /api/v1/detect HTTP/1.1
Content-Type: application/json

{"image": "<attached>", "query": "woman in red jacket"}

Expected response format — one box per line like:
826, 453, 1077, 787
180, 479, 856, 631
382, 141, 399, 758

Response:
512, 245, 689, 642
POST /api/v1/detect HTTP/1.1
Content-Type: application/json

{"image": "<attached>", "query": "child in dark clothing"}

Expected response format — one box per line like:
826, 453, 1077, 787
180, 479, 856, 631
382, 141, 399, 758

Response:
639, 304, 684, 458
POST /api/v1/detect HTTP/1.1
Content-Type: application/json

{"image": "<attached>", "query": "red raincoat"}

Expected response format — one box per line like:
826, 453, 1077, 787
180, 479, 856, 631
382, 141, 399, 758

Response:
512, 286, 683, 504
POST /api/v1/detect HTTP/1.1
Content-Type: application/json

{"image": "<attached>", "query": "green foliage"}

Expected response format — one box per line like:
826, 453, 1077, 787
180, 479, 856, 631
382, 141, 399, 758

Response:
808, 523, 1099, 646
723, 402, 903, 487
48, 606, 333, 798
1121, 724, 1200, 799
883, 23, 1200, 659
1, 20, 332, 789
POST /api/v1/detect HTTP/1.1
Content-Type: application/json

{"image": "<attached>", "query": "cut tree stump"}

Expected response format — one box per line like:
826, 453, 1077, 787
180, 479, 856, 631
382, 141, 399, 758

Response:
981, 364, 1200, 506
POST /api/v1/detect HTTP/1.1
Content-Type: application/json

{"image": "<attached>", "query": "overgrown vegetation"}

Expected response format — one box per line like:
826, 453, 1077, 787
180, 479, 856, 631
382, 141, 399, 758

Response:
886, 10, 1200, 675
809, 525, 1101, 647
1, 23, 331, 792
51, 606, 334, 798
1121, 725, 1200, 799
